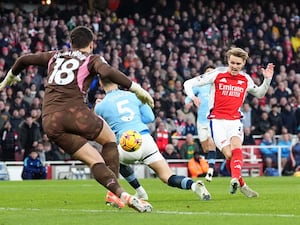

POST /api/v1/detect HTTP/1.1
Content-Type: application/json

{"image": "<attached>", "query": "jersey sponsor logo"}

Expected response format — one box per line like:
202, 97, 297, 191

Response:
219, 83, 244, 97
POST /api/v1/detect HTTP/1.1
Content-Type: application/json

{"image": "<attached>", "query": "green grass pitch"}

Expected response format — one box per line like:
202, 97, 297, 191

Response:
0, 177, 299, 225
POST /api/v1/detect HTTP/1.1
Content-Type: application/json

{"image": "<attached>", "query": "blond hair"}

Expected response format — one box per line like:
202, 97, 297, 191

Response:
226, 47, 249, 62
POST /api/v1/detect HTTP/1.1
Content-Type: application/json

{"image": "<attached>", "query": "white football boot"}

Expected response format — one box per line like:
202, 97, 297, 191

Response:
192, 180, 211, 200
240, 185, 259, 198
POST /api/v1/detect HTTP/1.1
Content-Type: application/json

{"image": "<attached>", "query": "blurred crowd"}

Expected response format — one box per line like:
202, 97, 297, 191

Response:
0, 0, 299, 166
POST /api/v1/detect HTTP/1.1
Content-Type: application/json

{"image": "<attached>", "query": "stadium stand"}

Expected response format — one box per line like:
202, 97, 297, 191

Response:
0, 0, 299, 179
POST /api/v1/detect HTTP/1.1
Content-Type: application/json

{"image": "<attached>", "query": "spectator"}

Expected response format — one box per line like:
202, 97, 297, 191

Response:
182, 118, 197, 136
281, 104, 297, 134
0, 99, 10, 130
242, 127, 256, 145
21, 150, 46, 180
173, 113, 186, 136
0, 91, 8, 103
18, 108, 26, 120
19, 114, 42, 159
153, 121, 170, 153
9, 109, 23, 131
53, 147, 71, 161
162, 143, 181, 160
283, 130, 300, 175
267, 127, 277, 143
295, 103, 300, 131
1, 47, 13, 70
259, 131, 279, 174
23, 84, 36, 106
35, 141, 46, 165
44, 140, 58, 161
176, 102, 196, 125
253, 111, 271, 134
268, 104, 282, 134
30, 108, 42, 124
165, 118, 177, 135
0, 121, 20, 161
9, 94, 30, 116
250, 97, 263, 133
277, 133, 292, 173
274, 81, 290, 102
241, 102, 252, 129
179, 133, 200, 159
4, 87, 14, 105
188, 151, 209, 178
170, 138, 180, 153
291, 28, 300, 56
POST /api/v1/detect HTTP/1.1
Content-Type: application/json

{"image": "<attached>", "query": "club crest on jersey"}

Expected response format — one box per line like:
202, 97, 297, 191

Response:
237, 80, 244, 85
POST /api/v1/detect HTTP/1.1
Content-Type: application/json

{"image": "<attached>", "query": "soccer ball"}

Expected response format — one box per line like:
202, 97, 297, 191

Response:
119, 130, 142, 152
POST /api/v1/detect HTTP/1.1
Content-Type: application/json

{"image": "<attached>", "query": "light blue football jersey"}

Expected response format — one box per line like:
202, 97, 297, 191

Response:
185, 84, 211, 125
94, 89, 154, 142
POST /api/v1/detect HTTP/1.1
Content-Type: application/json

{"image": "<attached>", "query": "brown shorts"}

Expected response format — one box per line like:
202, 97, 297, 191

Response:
42, 105, 103, 155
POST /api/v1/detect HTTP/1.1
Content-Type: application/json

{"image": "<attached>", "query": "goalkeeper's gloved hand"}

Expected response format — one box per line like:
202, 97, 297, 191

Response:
0, 69, 21, 90
129, 82, 154, 108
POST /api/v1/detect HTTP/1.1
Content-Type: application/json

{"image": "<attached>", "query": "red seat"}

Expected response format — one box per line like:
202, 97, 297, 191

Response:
254, 148, 262, 159
177, 140, 185, 149
255, 139, 262, 145
242, 147, 251, 159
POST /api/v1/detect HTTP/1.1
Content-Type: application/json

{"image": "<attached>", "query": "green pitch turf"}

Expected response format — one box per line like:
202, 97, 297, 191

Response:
0, 177, 299, 225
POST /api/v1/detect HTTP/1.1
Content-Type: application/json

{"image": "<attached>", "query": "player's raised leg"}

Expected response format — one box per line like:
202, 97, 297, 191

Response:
119, 164, 148, 200
197, 125, 216, 182
204, 138, 216, 182
73, 142, 153, 212
149, 159, 211, 200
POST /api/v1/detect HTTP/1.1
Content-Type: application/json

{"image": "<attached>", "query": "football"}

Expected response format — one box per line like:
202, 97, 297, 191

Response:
119, 130, 142, 152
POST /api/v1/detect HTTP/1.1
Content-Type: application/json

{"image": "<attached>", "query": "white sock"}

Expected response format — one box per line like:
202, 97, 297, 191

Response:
191, 183, 197, 192
136, 186, 146, 194
120, 192, 131, 204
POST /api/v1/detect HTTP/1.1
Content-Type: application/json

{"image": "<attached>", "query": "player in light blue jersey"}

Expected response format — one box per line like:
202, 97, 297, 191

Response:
185, 65, 217, 182
95, 78, 211, 207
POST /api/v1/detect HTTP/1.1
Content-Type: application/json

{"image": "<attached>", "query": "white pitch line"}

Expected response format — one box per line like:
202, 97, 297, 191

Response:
0, 207, 299, 218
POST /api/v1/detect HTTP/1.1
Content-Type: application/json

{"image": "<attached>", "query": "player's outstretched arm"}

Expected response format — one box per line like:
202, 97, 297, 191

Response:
248, 63, 274, 98
0, 69, 21, 90
0, 52, 52, 91
183, 77, 202, 107
97, 63, 154, 108
129, 82, 154, 108
261, 63, 275, 79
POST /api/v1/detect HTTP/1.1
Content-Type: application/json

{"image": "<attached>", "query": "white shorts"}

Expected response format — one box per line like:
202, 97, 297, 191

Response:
118, 133, 165, 165
197, 122, 211, 142
210, 119, 244, 150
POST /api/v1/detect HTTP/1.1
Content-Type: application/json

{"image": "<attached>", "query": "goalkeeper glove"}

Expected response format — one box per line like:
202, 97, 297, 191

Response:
0, 69, 21, 90
129, 82, 154, 108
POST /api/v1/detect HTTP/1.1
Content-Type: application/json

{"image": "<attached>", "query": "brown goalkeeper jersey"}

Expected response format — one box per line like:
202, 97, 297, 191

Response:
11, 50, 132, 117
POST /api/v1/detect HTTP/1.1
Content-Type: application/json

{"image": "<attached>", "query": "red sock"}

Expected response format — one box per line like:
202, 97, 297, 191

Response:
239, 177, 245, 187
230, 148, 243, 180
226, 159, 231, 175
